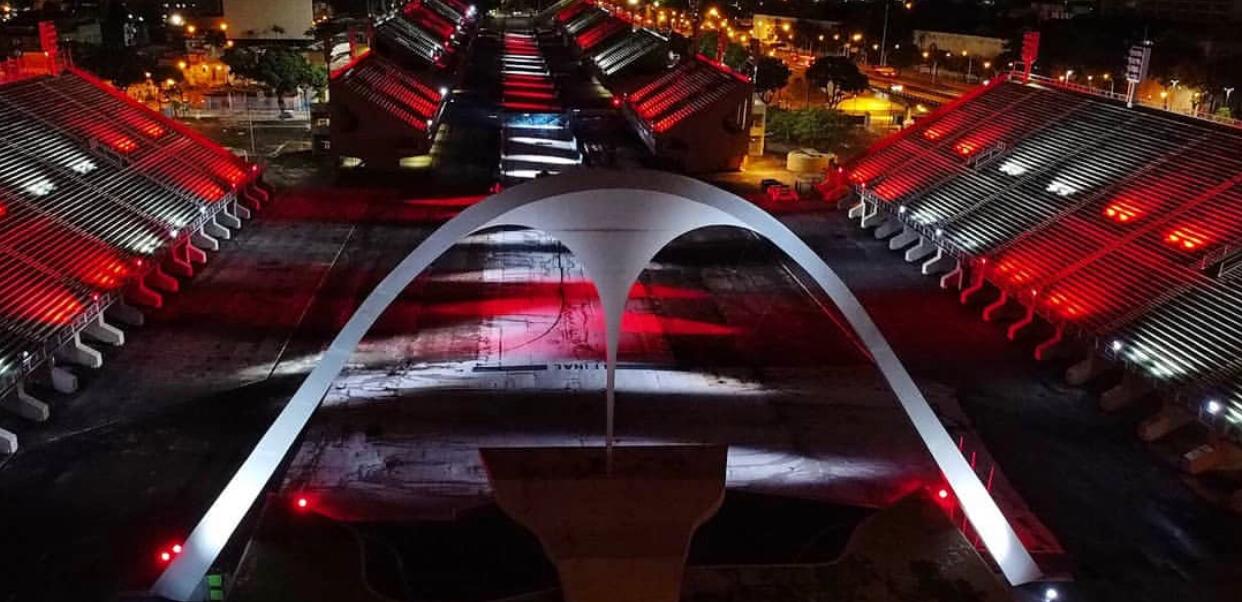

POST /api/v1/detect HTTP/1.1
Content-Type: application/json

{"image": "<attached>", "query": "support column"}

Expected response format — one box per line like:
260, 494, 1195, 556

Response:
860, 206, 885, 228
49, 365, 78, 394
482, 446, 727, 602
165, 247, 194, 278
127, 279, 164, 309
0, 427, 15, 454
905, 237, 937, 262
1137, 401, 1194, 442
107, 300, 145, 327
192, 228, 220, 252
184, 239, 208, 265
83, 315, 125, 346
54, 333, 103, 369
147, 265, 180, 293
889, 226, 920, 251
232, 200, 252, 220
1065, 353, 1108, 386
873, 218, 903, 239
1099, 371, 1151, 412
847, 201, 867, 219
1006, 303, 1037, 340
981, 290, 1009, 321
1033, 323, 1064, 361
960, 267, 987, 303
939, 260, 963, 289
921, 248, 955, 275
1, 384, 49, 422
203, 218, 231, 241
217, 205, 242, 229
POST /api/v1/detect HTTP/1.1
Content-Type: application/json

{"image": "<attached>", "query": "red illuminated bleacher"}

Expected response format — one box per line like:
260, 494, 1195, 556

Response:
845, 77, 1242, 432
0, 68, 261, 405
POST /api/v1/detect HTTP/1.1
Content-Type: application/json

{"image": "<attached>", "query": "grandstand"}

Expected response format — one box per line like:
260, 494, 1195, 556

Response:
329, 0, 475, 170
621, 56, 753, 173
549, 1, 751, 173
0, 65, 263, 452
842, 75, 1242, 441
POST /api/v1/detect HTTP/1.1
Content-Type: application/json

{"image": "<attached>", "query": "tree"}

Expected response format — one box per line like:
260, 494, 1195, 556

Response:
222, 46, 325, 110
754, 56, 791, 102
806, 56, 868, 108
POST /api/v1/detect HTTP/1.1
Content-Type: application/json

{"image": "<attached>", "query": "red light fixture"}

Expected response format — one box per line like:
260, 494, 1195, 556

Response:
1165, 226, 1206, 251
1103, 201, 1141, 223
937, 488, 950, 500
294, 495, 310, 510
172, 544, 183, 554
160, 551, 172, 563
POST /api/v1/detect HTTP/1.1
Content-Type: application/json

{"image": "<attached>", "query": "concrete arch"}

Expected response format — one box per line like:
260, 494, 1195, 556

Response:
154, 170, 1040, 600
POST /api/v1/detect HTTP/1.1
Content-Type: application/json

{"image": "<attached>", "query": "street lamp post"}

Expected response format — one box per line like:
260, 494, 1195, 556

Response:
880, 0, 890, 66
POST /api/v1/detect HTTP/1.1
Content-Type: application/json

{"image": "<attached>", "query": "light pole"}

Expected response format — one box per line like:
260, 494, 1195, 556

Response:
1104, 73, 1114, 95
880, 0, 890, 66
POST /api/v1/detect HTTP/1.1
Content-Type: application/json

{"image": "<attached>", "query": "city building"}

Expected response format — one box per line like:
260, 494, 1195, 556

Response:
221, 0, 315, 41
912, 29, 1006, 60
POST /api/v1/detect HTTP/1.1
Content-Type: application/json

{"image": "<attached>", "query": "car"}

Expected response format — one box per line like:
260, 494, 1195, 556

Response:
872, 65, 898, 77
767, 185, 799, 203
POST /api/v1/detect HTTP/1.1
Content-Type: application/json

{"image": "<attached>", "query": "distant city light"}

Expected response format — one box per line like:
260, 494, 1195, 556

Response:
1044, 587, 1059, 601
168, 13, 185, 26
1206, 400, 1222, 415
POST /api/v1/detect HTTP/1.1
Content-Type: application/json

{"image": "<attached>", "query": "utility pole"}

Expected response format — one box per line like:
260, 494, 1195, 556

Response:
879, 0, 890, 66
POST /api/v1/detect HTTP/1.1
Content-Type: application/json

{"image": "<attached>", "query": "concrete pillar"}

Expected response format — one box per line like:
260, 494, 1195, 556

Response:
859, 206, 885, 228
1033, 324, 1064, 361
1065, 353, 1107, 386
1182, 443, 1229, 475
889, 226, 920, 251
981, 290, 1009, 321
873, 218, 903, 239
921, 248, 955, 275
165, 248, 194, 278
242, 188, 264, 211
1, 384, 49, 422
482, 446, 727, 602
49, 365, 78, 394
1006, 304, 1036, 340
1137, 402, 1194, 442
217, 205, 242, 229
939, 260, 963, 289
0, 428, 15, 454
959, 267, 987, 303
54, 333, 103, 369
1099, 371, 1151, 412
127, 279, 164, 309
192, 228, 220, 252
184, 239, 208, 265
82, 315, 125, 346
204, 217, 231, 241
232, 200, 252, 220
146, 265, 180, 294
107, 300, 145, 327
905, 237, 937, 262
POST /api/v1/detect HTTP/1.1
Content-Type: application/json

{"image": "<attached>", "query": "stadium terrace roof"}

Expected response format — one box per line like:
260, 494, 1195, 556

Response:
845, 77, 1242, 434
0, 67, 258, 398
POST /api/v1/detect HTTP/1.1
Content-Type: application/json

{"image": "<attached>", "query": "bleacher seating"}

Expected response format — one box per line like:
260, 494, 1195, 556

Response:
375, 0, 474, 68
334, 52, 444, 131
590, 28, 664, 79
845, 77, 1242, 435
0, 67, 259, 410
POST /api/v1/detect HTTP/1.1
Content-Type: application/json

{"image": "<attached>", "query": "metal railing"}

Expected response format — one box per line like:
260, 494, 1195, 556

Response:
1008, 70, 1242, 130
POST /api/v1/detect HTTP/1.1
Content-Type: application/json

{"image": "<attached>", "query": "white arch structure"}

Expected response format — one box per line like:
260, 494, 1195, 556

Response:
153, 170, 1040, 600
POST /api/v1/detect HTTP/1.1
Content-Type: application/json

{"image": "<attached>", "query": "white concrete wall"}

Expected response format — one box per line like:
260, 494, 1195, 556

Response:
223, 0, 314, 41
913, 30, 1005, 60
